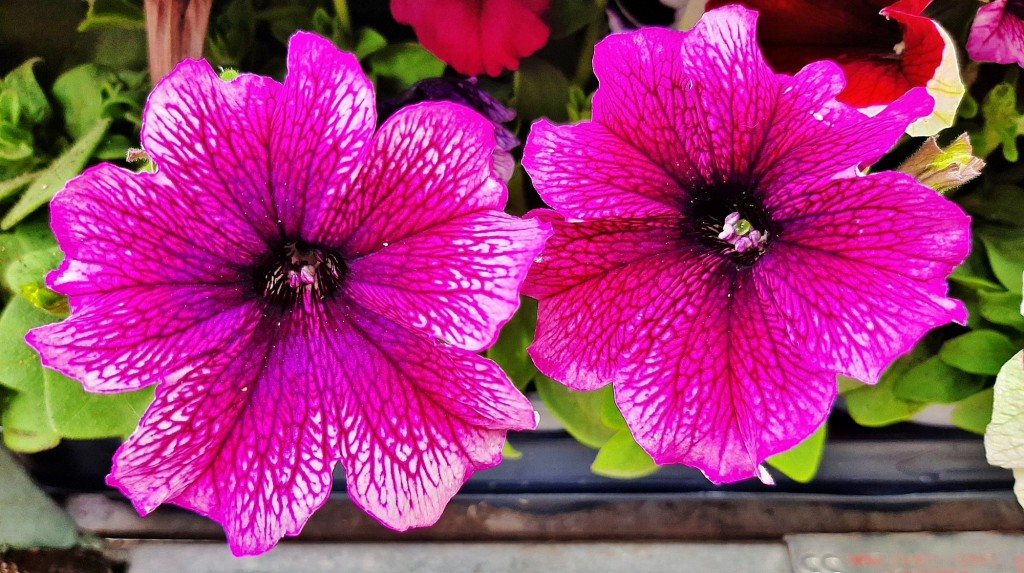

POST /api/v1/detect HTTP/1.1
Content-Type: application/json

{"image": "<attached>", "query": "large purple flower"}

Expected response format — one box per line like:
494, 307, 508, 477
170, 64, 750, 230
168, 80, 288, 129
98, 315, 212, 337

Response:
27, 33, 549, 555
522, 6, 970, 483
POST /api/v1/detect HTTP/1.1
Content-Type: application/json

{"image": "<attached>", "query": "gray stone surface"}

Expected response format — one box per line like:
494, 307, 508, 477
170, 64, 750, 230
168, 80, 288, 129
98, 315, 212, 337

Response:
123, 541, 791, 573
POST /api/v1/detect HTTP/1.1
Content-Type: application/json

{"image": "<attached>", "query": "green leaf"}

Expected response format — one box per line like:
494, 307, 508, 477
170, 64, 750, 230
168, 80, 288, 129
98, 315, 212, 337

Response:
939, 329, 1019, 375
0, 297, 54, 394
353, 27, 387, 60
959, 184, 1024, 227
1, 118, 111, 230
978, 227, 1024, 293
893, 356, 987, 403
0, 170, 41, 204
954, 386, 994, 434
970, 79, 1023, 162
43, 368, 154, 440
502, 441, 523, 461
486, 297, 539, 391
4, 246, 66, 315
979, 289, 1024, 331
78, 0, 146, 31
0, 218, 58, 278
2, 389, 60, 453
566, 85, 593, 122
591, 430, 659, 479
0, 445, 78, 548
842, 350, 927, 426
535, 375, 617, 448
766, 424, 827, 483
600, 391, 629, 431
52, 65, 107, 139
514, 58, 571, 124
2, 59, 51, 125
949, 240, 1002, 291
547, 0, 603, 39
369, 44, 446, 90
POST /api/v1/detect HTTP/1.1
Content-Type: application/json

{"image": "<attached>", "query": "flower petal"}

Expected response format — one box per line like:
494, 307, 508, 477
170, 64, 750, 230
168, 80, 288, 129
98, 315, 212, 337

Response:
106, 317, 338, 556
346, 211, 550, 352
764, 172, 970, 383
592, 6, 775, 185
335, 303, 536, 530
27, 285, 259, 392
140, 59, 282, 240
47, 164, 264, 296
523, 120, 684, 219
968, 0, 1024, 68
311, 102, 506, 256
273, 32, 375, 237
390, 0, 550, 77
525, 214, 690, 391
614, 261, 835, 483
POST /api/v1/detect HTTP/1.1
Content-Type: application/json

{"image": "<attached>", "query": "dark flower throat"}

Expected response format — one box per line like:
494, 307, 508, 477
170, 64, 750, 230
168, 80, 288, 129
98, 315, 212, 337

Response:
252, 241, 346, 308
684, 183, 773, 267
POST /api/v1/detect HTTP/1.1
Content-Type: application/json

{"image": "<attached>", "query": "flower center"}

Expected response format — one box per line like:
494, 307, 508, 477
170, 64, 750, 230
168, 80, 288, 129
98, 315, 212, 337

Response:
1009, 0, 1024, 20
685, 184, 773, 266
252, 241, 346, 308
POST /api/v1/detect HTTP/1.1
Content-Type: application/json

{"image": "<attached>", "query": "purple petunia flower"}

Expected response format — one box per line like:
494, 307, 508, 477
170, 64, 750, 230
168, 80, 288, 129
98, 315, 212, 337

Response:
522, 6, 970, 483
27, 33, 550, 555
968, 0, 1024, 68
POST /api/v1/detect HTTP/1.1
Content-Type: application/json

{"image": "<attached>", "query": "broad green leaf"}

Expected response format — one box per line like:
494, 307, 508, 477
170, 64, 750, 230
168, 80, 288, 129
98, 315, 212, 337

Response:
842, 351, 927, 426
535, 375, 616, 448
979, 289, 1024, 331
78, 0, 146, 31
0, 218, 58, 277
0, 297, 53, 394
44, 368, 154, 440
600, 391, 628, 431
369, 44, 446, 91
893, 356, 987, 403
486, 297, 539, 391
52, 65, 106, 139
547, 0, 604, 39
949, 241, 1002, 291
0, 170, 40, 204
353, 27, 387, 60
985, 351, 1023, 505
591, 430, 658, 479
978, 228, 1024, 293
4, 246, 66, 315
2, 118, 111, 229
514, 58, 571, 124
766, 424, 827, 483
2, 389, 60, 453
939, 329, 1018, 375
0, 445, 78, 548
955, 386, 994, 435
3, 59, 51, 125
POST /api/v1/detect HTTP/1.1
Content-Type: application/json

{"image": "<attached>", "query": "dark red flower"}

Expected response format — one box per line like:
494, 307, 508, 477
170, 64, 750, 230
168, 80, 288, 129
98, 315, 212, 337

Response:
391, 0, 551, 77
706, 0, 963, 135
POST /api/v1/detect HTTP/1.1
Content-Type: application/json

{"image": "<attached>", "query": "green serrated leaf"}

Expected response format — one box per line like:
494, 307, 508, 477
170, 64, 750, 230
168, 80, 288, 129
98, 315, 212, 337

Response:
0, 297, 54, 394
0, 445, 78, 547
486, 297, 539, 391
369, 43, 446, 90
591, 430, 658, 479
78, 0, 146, 31
2, 388, 60, 453
979, 289, 1024, 331
535, 375, 616, 449
514, 58, 571, 124
3, 59, 51, 126
978, 228, 1024, 293
766, 424, 827, 483
893, 355, 987, 403
939, 329, 1019, 375
43, 368, 154, 440
2, 118, 111, 230
954, 386, 995, 434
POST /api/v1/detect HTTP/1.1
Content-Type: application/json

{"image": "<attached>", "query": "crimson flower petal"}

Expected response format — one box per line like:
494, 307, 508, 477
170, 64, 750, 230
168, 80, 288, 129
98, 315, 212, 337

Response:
391, 0, 551, 77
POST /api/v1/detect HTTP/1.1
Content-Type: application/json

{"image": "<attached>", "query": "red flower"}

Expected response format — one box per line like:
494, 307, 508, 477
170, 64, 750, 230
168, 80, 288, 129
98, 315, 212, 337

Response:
706, 0, 963, 135
392, 0, 551, 77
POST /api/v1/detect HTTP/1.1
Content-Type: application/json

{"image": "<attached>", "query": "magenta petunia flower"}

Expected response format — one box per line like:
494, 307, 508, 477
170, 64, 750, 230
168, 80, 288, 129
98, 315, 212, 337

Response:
27, 33, 549, 555
968, 0, 1024, 68
522, 6, 970, 483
